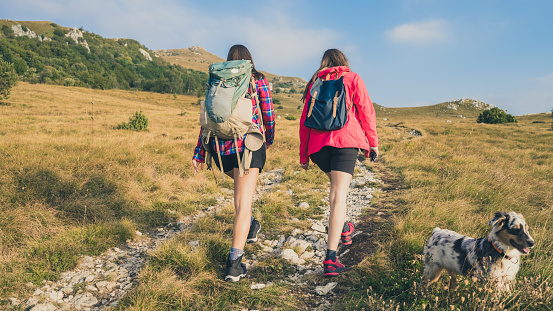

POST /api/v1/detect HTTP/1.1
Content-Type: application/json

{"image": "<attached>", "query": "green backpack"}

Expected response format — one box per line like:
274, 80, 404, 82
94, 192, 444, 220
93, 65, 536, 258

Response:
200, 60, 265, 178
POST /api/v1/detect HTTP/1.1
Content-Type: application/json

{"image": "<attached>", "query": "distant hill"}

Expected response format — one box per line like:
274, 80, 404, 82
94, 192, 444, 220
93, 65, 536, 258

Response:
157, 46, 307, 94
0, 20, 207, 95
156, 46, 224, 73
375, 98, 495, 120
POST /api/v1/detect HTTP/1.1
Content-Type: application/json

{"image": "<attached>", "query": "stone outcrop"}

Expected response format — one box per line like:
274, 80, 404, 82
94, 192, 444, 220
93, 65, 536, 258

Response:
139, 48, 153, 61
11, 24, 51, 41
445, 98, 493, 110
188, 46, 203, 55
65, 27, 90, 53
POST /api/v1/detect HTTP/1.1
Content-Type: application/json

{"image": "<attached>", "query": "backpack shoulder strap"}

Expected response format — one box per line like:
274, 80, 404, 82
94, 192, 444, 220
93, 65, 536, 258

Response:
250, 76, 265, 137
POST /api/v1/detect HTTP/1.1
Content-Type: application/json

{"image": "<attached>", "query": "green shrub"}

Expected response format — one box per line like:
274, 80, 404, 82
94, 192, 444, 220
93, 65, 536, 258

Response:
285, 115, 297, 121
116, 110, 149, 131
53, 28, 66, 37
0, 58, 18, 100
477, 107, 517, 124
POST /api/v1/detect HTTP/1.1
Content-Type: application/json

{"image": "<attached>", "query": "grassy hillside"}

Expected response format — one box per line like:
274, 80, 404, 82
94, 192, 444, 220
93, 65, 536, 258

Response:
157, 46, 307, 93
1, 81, 552, 309
339, 111, 553, 310
156, 46, 225, 73
0, 20, 207, 95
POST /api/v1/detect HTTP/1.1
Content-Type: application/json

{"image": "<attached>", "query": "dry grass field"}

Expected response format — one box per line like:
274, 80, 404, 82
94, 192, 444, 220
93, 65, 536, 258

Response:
1, 82, 552, 310
338, 108, 553, 310
0, 82, 216, 297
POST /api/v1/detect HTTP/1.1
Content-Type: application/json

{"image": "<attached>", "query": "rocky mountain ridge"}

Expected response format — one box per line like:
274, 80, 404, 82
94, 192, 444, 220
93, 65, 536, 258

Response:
444, 97, 494, 111
1, 20, 149, 59
10, 24, 52, 42
0, 20, 205, 94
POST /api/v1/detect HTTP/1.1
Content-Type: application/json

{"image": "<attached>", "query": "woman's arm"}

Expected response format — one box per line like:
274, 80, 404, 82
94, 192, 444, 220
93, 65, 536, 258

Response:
257, 78, 275, 146
352, 75, 379, 149
193, 129, 206, 163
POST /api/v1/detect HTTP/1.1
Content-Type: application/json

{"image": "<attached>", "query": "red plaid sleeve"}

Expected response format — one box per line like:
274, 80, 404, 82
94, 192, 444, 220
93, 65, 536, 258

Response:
256, 78, 275, 145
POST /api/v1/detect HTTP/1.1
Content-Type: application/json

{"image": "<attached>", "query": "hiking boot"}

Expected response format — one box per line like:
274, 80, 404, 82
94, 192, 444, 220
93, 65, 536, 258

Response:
246, 219, 261, 244
225, 255, 247, 282
341, 221, 355, 245
323, 257, 346, 276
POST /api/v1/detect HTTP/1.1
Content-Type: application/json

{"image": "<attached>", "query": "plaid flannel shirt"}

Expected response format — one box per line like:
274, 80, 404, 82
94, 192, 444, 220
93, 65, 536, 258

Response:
193, 77, 275, 162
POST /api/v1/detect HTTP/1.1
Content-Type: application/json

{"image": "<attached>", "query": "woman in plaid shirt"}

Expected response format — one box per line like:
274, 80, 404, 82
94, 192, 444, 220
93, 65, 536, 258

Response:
192, 45, 275, 282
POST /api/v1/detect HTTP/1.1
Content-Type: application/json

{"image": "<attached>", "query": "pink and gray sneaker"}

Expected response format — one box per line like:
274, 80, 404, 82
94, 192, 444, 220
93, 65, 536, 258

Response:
323, 257, 346, 276
341, 221, 355, 245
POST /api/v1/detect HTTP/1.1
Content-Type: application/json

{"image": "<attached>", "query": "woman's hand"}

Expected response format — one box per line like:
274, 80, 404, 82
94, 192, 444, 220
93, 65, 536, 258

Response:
365, 147, 379, 162
300, 162, 309, 170
192, 159, 204, 175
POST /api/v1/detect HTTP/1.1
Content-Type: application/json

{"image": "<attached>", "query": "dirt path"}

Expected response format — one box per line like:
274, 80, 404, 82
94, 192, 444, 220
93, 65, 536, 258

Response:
10, 161, 390, 311
9, 169, 285, 311
241, 160, 386, 310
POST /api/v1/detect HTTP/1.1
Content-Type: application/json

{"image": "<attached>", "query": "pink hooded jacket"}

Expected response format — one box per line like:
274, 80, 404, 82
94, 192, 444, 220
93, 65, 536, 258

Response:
299, 66, 379, 164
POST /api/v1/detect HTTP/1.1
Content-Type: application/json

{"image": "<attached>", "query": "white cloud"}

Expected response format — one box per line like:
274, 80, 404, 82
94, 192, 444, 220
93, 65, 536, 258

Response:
385, 20, 449, 45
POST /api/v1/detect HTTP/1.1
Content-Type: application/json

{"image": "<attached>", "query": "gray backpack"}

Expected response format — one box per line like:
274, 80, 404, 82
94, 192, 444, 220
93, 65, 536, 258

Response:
200, 60, 265, 178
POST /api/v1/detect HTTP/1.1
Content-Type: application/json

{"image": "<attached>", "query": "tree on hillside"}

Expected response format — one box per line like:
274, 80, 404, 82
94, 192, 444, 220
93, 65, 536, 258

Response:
477, 107, 517, 124
0, 27, 207, 96
0, 58, 18, 100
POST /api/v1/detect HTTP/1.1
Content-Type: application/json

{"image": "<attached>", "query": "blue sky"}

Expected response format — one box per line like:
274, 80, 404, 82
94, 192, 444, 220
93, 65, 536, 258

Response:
1, 0, 552, 115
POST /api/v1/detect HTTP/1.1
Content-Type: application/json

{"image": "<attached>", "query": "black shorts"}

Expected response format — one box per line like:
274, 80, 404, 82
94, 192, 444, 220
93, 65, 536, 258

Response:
310, 146, 358, 175
213, 145, 266, 173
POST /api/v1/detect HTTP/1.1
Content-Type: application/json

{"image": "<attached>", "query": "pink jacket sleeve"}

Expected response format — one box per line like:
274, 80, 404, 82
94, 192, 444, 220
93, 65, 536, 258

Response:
352, 75, 379, 148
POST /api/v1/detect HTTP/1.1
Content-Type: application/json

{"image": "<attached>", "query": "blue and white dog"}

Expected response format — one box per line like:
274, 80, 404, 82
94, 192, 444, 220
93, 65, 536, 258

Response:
422, 211, 535, 291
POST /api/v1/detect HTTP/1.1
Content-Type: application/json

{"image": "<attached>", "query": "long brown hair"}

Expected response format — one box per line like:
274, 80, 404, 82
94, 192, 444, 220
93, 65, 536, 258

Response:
301, 49, 350, 102
227, 44, 265, 80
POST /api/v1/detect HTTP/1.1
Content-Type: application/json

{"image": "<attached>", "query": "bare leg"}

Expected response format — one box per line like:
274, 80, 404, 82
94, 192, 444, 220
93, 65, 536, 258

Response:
231, 168, 259, 250
326, 170, 353, 251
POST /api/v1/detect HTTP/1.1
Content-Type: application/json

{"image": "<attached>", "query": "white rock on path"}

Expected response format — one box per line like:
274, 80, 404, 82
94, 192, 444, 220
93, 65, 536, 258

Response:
300, 251, 315, 260
8, 297, 20, 306
287, 237, 312, 254
279, 249, 305, 265
72, 292, 99, 308
250, 283, 266, 290
315, 282, 337, 296
29, 303, 57, 311
48, 290, 63, 302
311, 222, 326, 233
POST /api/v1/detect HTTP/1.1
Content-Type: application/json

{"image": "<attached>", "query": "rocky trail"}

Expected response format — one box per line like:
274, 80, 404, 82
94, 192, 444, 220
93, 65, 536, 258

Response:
9, 161, 383, 311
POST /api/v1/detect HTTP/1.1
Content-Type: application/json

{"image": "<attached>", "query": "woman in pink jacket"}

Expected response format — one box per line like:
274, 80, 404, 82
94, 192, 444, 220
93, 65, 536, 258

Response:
299, 49, 379, 276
